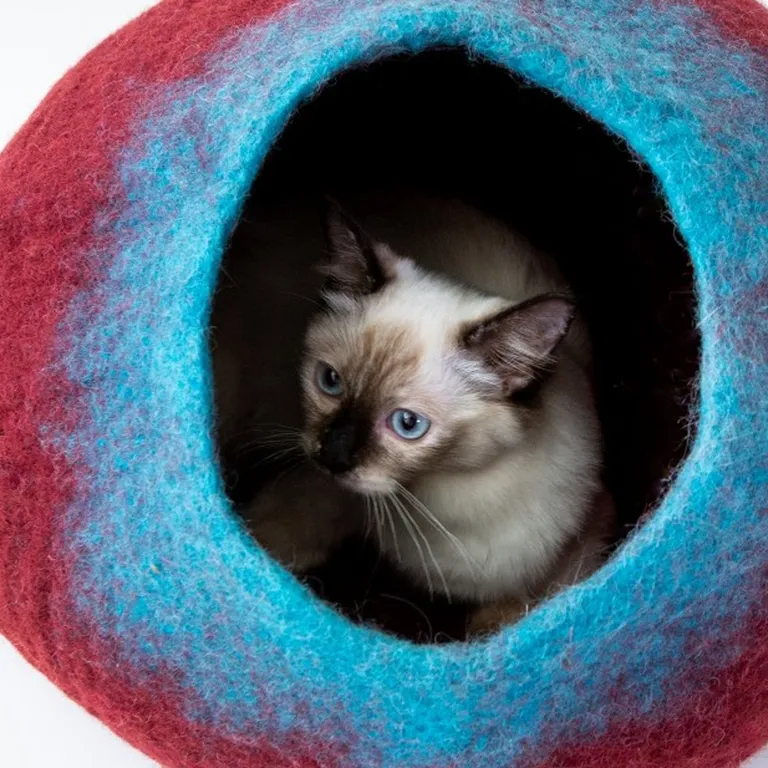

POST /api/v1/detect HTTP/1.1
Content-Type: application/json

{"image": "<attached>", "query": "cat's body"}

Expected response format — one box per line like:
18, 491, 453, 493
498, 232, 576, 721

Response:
213, 191, 613, 627
302, 193, 611, 613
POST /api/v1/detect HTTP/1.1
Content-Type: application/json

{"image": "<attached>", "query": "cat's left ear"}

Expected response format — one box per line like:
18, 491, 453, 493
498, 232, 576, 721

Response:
463, 294, 576, 396
320, 197, 395, 297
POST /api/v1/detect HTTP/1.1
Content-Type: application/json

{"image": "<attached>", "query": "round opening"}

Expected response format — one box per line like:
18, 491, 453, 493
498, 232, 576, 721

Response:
210, 49, 700, 643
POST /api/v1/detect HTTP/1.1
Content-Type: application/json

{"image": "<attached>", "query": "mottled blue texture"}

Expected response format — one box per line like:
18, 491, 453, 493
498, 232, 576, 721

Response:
57, 0, 768, 764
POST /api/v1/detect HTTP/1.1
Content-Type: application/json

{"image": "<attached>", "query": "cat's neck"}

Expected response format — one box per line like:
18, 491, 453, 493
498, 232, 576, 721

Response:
412, 427, 596, 534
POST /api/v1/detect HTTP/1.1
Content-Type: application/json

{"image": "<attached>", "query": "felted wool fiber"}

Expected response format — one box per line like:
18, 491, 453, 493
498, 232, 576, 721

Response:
1, 0, 767, 766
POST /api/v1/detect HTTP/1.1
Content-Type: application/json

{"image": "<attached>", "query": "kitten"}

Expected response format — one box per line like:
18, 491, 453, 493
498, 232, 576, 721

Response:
301, 193, 614, 632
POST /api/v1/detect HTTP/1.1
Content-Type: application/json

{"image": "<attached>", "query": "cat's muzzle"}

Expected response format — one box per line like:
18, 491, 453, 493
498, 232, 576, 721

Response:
314, 408, 366, 475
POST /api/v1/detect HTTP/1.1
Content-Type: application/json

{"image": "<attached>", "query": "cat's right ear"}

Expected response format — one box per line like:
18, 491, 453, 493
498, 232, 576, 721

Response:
320, 197, 394, 297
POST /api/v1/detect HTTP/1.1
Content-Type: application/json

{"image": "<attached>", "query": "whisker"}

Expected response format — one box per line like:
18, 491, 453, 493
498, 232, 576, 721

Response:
275, 290, 325, 309
227, 425, 303, 445
406, 489, 477, 575
225, 430, 302, 457
240, 435, 302, 450
255, 445, 303, 465
230, 434, 305, 456
380, 495, 402, 564
379, 593, 434, 643
391, 496, 434, 598
230, 423, 304, 437
391, 493, 451, 602
371, 496, 384, 546
396, 483, 481, 578
363, 495, 373, 540
266, 455, 307, 490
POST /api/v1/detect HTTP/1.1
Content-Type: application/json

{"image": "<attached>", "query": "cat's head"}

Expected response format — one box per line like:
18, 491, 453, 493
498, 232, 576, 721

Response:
300, 199, 575, 496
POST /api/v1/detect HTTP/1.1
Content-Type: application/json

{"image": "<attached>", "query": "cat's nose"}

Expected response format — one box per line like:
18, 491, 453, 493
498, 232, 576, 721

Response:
315, 448, 356, 475
315, 412, 362, 475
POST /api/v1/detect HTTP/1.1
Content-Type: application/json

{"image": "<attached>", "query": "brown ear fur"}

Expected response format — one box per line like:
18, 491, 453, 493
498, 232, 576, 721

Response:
463, 294, 576, 395
319, 197, 393, 296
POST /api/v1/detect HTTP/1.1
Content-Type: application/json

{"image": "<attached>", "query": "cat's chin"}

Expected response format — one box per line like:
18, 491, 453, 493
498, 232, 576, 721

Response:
335, 472, 395, 497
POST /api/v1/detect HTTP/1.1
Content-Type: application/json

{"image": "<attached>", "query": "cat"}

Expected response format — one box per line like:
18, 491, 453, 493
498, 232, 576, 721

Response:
299, 192, 614, 633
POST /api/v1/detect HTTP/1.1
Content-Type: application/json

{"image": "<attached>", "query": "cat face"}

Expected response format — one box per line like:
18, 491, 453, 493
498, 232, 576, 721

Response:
300, 200, 574, 496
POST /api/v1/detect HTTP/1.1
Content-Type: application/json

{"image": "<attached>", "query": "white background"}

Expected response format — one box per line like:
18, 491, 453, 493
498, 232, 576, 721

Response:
1, 2, 766, 766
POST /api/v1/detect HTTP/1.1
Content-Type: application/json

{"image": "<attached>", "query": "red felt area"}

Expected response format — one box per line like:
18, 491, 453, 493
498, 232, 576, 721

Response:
58, 626, 352, 767
0, 0, 345, 765
0, 0, 766, 765
692, 0, 768, 51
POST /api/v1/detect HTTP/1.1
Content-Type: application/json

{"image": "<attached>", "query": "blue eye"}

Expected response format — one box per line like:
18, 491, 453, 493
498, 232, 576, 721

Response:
388, 409, 430, 440
316, 362, 344, 396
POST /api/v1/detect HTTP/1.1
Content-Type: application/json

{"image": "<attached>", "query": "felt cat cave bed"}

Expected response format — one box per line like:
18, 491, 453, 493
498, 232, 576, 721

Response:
1, 0, 767, 766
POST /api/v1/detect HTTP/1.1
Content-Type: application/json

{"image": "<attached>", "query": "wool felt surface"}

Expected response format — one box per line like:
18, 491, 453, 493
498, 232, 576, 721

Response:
1, 0, 767, 766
